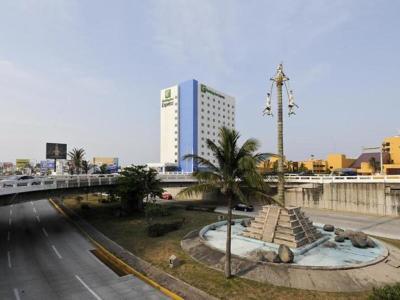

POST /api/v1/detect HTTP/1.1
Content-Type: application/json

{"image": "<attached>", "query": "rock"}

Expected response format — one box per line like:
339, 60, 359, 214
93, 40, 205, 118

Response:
366, 237, 376, 248
265, 251, 281, 263
354, 231, 368, 239
343, 229, 355, 240
249, 250, 266, 262
335, 235, 345, 243
241, 219, 251, 227
323, 241, 337, 248
209, 225, 217, 230
350, 235, 368, 248
334, 228, 344, 235
323, 224, 335, 232
278, 245, 294, 263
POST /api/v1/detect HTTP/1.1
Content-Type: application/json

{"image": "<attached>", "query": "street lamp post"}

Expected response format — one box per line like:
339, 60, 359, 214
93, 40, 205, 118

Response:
264, 64, 298, 207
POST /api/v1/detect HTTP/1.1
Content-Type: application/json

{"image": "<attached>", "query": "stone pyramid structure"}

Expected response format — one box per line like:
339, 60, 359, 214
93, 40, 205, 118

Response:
242, 205, 322, 248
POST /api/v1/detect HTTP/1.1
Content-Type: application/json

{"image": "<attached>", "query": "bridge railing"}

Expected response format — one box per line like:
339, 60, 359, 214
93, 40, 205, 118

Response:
0, 174, 119, 196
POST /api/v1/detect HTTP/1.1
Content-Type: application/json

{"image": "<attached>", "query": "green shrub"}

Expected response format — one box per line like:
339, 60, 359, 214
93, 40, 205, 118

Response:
370, 283, 400, 299
81, 203, 90, 210
145, 203, 170, 218
147, 218, 185, 237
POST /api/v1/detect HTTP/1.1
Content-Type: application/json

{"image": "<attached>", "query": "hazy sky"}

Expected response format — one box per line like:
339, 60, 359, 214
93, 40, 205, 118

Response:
1, 1, 399, 165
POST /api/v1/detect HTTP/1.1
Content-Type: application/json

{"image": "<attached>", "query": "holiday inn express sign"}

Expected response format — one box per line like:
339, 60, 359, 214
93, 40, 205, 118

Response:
200, 84, 225, 99
161, 86, 177, 108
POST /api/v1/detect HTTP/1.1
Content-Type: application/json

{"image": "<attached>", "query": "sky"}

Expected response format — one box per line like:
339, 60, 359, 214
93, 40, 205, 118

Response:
0, 0, 400, 166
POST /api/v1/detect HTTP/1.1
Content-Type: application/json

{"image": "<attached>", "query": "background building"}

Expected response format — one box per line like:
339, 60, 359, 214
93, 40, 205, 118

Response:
160, 79, 235, 172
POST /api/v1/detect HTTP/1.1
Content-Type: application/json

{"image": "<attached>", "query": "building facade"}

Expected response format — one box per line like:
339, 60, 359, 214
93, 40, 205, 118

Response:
160, 79, 235, 172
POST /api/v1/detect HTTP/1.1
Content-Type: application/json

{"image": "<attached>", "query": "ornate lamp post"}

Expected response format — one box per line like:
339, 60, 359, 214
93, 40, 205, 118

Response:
264, 64, 298, 207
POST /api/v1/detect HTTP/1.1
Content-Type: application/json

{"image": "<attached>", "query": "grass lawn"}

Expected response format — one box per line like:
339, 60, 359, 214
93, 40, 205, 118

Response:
62, 194, 393, 300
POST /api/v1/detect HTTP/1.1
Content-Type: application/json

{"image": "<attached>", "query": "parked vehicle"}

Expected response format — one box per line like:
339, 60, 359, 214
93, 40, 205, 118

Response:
233, 203, 254, 212
161, 192, 173, 200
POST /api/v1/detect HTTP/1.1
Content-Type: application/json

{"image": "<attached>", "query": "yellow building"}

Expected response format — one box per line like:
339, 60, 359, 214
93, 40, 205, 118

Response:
382, 136, 400, 174
257, 156, 279, 174
326, 154, 356, 171
301, 159, 328, 174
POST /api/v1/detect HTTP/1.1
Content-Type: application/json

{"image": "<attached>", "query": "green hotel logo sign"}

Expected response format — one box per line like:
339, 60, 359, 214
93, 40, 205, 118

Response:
200, 84, 225, 99
162, 88, 174, 108
165, 89, 171, 99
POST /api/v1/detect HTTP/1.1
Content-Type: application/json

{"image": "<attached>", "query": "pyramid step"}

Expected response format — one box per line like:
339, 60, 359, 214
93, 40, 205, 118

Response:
246, 227, 263, 235
252, 222, 264, 229
255, 217, 265, 223
277, 214, 297, 222
277, 219, 300, 228
274, 231, 305, 242
276, 225, 303, 234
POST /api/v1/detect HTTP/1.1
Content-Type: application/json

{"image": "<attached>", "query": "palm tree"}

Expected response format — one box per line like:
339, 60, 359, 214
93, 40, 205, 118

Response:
68, 148, 85, 174
82, 160, 90, 174
369, 157, 379, 174
178, 127, 276, 278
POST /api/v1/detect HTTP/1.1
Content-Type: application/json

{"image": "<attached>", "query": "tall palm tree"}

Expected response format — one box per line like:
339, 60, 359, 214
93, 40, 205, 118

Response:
68, 148, 85, 174
178, 127, 276, 278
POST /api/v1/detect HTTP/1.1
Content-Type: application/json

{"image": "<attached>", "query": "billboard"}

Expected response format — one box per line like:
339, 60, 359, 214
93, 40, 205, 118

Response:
46, 143, 67, 159
16, 159, 30, 169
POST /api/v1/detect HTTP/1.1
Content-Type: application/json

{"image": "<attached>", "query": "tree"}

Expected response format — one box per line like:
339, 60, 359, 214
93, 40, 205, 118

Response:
82, 160, 90, 174
68, 148, 85, 174
369, 157, 379, 174
99, 164, 108, 174
116, 165, 163, 213
178, 127, 276, 279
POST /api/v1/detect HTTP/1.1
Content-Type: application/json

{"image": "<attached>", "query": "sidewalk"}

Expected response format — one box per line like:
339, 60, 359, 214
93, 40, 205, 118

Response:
215, 206, 400, 240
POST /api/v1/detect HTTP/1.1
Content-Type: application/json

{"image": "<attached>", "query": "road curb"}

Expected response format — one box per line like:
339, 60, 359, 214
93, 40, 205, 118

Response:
48, 198, 183, 300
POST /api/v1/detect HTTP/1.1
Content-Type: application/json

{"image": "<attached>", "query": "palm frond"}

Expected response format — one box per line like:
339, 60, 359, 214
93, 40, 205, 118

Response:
177, 183, 220, 199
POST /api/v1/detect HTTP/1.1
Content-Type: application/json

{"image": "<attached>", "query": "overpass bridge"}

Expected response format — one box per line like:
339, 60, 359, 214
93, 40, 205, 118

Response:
157, 173, 400, 184
0, 174, 118, 197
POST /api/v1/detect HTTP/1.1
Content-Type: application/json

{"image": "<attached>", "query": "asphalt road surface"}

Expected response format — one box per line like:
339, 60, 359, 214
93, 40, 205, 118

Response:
0, 199, 169, 300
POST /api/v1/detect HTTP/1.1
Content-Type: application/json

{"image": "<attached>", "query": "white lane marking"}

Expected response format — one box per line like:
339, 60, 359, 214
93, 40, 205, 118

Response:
51, 245, 62, 259
13, 288, 21, 300
30, 201, 33, 206
36, 216, 41, 223
33, 207, 37, 214
7, 231, 10, 242
75, 275, 102, 300
42, 227, 49, 237
7, 251, 12, 268
9, 218, 12, 226
10, 209, 12, 216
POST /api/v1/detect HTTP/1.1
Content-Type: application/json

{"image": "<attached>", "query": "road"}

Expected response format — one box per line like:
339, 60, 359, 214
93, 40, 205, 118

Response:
0, 199, 169, 300
215, 206, 400, 240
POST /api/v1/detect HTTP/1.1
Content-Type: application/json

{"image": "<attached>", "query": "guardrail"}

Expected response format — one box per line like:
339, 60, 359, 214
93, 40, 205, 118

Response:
157, 173, 400, 184
0, 174, 119, 196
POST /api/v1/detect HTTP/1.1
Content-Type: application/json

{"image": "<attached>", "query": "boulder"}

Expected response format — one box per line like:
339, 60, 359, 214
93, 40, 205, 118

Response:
241, 219, 252, 227
334, 228, 344, 235
350, 235, 368, 248
323, 224, 335, 232
278, 245, 294, 263
335, 235, 345, 243
323, 241, 337, 248
343, 229, 355, 240
264, 251, 281, 263
366, 237, 376, 248
247, 250, 264, 262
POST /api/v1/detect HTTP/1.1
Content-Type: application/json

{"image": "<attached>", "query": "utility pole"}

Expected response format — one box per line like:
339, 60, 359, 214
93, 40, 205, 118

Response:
263, 64, 297, 207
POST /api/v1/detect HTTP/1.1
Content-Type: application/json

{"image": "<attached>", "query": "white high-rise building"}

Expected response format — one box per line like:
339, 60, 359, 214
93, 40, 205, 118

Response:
160, 79, 235, 172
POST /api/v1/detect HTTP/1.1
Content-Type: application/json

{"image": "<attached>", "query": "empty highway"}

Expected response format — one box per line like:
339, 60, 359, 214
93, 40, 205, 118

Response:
0, 199, 168, 300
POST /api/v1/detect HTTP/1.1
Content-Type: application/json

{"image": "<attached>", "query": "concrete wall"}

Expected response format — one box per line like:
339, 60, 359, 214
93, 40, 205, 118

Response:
286, 183, 400, 216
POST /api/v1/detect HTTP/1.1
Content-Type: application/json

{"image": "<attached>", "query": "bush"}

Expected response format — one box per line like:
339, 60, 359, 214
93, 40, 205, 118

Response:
145, 203, 170, 218
185, 205, 215, 212
147, 218, 185, 237
81, 203, 90, 210
370, 283, 400, 299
